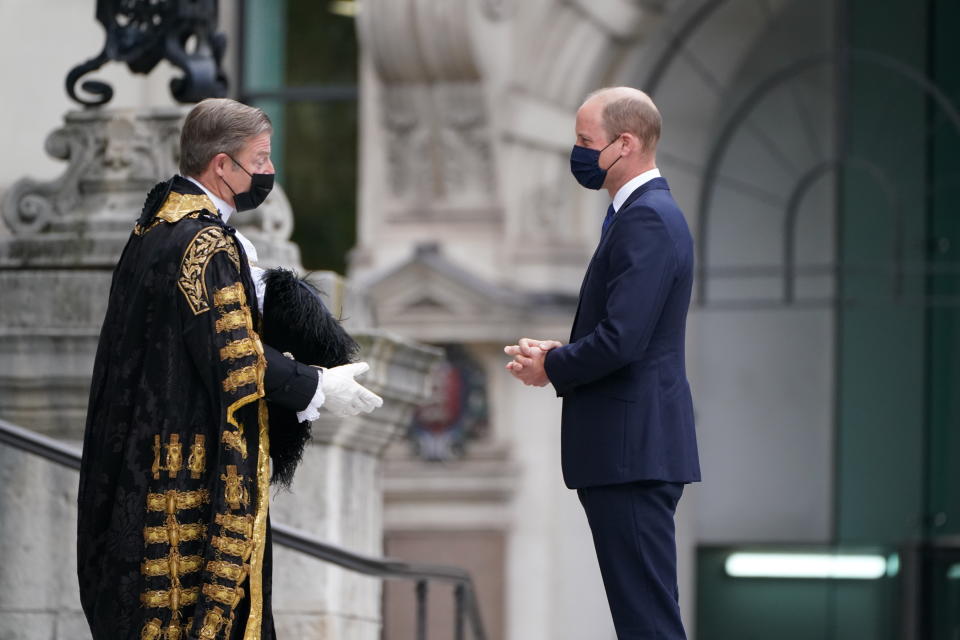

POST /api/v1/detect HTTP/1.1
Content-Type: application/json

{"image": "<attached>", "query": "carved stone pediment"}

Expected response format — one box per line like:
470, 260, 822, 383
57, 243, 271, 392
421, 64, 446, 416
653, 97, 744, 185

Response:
365, 243, 575, 342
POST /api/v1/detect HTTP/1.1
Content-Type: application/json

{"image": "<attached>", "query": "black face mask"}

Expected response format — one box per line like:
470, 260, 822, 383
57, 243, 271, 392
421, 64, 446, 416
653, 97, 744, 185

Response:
221, 154, 275, 212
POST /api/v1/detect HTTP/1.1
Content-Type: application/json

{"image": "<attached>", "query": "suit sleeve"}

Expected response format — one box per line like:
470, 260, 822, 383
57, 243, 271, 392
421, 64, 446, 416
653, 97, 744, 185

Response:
262, 343, 320, 412
544, 205, 677, 396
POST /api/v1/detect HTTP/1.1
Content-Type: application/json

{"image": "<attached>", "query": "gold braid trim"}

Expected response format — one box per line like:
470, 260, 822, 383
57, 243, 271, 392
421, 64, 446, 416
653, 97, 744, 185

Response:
141, 618, 163, 640
215, 513, 254, 538
164, 617, 193, 640
144, 522, 207, 546
224, 343, 265, 432
164, 434, 183, 479
221, 429, 248, 459
146, 489, 210, 514
140, 586, 200, 610
178, 226, 241, 315
203, 583, 245, 608
221, 465, 250, 511
215, 310, 247, 333
242, 399, 271, 640
134, 192, 214, 236
152, 435, 161, 480
222, 365, 259, 394
206, 560, 250, 583
211, 535, 254, 561
141, 554, 204, 579
213, 283, 246, 309
198, 607, 227, 640
220, 338, 257, 362
187, 434, 206, 479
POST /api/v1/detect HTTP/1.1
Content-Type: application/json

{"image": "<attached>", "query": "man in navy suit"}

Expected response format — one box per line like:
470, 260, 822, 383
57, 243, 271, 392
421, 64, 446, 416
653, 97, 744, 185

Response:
505, 86, 700, 639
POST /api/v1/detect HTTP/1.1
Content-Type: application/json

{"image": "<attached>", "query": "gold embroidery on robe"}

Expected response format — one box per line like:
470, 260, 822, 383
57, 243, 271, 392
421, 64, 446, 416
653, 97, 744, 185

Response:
223, 365, 259, 393
140, 618, 163, 640
164, 434, 183, 478
211, 535, 254, 561
213, 283, 246, 309
206, 559, 249, 583
202, 583, 245, 608
221, 465, 249, 510
144, 521, 206, 546
198, 607, 227, 640
215, 310, 247, 333
146, 489, 210, 513
178, 226, 241, 315
215, 513, 254, 538
221, 429, 248, 459
220, 338, 257, 362
134, 192, 214, 235
187, 434, 206, 479
141, 553, 204, 579
152, 434, 161, 480
223, 612, 236, 639
140, 586, 200, 610
135, 193, 215, 236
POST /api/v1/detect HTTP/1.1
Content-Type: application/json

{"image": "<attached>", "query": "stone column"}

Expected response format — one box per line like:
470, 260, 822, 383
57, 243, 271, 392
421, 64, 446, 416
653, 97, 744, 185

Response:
0, 108, 434, 639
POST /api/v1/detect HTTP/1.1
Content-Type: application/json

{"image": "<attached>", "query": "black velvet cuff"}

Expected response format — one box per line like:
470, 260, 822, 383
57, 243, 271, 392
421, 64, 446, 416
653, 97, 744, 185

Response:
263, 343, 320, 412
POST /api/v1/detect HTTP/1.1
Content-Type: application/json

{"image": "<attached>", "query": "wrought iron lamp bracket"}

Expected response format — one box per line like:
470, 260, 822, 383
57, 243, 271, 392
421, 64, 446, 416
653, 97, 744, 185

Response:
65, 0, 227, 107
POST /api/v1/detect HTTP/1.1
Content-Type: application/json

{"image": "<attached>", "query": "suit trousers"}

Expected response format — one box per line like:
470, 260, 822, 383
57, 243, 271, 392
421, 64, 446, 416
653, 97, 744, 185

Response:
577, 481, 686, 640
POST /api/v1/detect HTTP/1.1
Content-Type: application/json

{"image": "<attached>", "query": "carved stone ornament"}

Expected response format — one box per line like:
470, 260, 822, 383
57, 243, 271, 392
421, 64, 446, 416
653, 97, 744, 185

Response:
66, 0, 228, 106
0, 108, 298, 269
2, 109, 183, 237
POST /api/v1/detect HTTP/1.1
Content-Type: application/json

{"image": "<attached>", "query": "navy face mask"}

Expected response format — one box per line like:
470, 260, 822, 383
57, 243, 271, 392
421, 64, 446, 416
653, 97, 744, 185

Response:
221, 154, 275, 212
570, 136, 622, 190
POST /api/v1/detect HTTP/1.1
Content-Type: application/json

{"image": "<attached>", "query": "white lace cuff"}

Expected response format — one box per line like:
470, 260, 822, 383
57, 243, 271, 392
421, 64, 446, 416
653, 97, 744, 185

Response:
295, 368, 325, 423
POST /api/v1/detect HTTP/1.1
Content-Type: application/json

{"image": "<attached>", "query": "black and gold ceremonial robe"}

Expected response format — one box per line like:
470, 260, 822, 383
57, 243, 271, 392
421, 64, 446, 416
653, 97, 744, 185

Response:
77, 176, 320, 640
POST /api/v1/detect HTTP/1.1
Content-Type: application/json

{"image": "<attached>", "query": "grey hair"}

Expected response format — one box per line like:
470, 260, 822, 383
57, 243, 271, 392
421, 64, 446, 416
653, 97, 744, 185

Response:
179, 98, 273, 176
585, 87, 662, 153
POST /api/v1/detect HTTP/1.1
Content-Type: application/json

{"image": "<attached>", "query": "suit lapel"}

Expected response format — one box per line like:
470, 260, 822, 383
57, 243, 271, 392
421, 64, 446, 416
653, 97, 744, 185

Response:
570, 178, 670, 336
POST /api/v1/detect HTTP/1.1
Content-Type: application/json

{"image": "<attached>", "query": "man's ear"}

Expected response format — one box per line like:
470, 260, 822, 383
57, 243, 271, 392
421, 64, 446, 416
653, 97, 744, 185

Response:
622, 133, 640, 156
212, 153, 227, 177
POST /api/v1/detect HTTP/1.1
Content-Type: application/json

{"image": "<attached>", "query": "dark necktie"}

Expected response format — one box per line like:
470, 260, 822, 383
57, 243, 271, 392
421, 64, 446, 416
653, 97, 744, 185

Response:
601, 203, 615, 236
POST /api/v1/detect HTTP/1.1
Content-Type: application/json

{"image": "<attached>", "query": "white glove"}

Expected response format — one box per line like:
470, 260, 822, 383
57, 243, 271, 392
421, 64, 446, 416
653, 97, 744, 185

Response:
320, 362, 383, 417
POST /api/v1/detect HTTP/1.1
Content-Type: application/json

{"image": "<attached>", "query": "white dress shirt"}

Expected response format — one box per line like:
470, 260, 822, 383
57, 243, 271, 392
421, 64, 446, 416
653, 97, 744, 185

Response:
184, 176, 325, 421
611, 167, 662, 213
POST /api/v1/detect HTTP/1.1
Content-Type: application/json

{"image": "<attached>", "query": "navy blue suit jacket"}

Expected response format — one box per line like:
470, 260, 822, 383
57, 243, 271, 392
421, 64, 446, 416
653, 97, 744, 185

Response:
544, 177, 701, 489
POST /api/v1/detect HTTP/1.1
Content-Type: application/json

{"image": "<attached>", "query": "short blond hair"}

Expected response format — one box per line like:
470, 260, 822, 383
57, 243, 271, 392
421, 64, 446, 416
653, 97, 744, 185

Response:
179, 98, 272, 176
586, 87, 661, 153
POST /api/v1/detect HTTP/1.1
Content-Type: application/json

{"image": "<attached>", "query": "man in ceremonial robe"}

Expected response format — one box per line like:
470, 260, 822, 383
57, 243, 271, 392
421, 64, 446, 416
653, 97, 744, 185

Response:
77, 98, 381, 640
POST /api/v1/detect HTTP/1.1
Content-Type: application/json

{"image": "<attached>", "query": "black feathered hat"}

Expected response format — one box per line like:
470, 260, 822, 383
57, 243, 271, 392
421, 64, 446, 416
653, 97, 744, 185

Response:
261, 267, 359, 487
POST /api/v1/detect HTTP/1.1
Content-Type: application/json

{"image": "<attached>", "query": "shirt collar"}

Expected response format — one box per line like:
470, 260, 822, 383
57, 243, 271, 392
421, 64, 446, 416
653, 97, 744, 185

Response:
185, 175, 236, 223
612, 167, 661, 213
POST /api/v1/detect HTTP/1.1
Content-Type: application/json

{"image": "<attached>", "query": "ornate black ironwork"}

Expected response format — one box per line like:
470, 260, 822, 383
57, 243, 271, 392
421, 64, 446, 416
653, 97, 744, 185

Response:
66, 0, 228, 107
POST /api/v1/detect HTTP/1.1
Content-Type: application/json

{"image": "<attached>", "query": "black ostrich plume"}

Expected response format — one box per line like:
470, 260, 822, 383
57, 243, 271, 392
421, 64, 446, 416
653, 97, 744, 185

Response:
262, 268, 360, 487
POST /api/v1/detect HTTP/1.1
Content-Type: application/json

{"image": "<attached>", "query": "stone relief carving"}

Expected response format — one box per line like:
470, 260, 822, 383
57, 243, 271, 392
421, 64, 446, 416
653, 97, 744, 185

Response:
381, 83, 496, 215
436, 84, 495, 207
382, 85, 432, 206
362, 0, 497, 217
